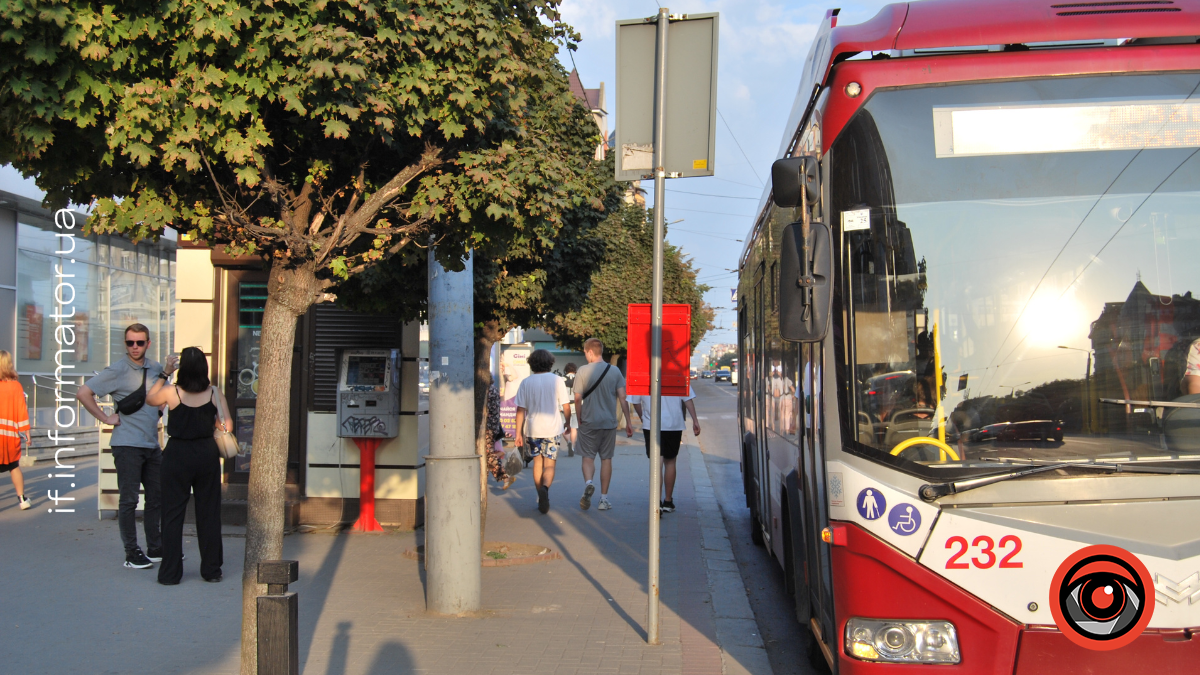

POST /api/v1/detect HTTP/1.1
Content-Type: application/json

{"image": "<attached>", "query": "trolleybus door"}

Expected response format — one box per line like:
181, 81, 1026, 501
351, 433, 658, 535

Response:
801, 341, 836, 652
753, 277, 772, 546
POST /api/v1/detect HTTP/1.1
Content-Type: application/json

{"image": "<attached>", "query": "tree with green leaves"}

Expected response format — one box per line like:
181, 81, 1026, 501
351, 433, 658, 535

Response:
1, 1, 605, 671
552, 202, 715, 358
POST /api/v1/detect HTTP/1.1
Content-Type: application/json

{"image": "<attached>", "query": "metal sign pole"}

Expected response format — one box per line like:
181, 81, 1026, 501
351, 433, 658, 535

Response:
647, 5, 669, 647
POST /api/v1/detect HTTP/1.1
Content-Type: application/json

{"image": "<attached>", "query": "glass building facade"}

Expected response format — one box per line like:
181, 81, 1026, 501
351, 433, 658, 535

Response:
9, 199, 176, 433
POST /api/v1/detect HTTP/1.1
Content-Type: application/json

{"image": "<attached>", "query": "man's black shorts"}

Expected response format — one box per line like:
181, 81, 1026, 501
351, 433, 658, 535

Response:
643, 430, 683, 460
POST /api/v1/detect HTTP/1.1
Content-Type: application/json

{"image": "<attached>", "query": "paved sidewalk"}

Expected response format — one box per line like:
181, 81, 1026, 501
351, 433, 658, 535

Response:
0, 429, 770, 674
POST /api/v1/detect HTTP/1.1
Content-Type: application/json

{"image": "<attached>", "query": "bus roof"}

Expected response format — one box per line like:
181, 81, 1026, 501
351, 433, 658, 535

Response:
738, 0, 1200, 269
783, 0, 1200, 159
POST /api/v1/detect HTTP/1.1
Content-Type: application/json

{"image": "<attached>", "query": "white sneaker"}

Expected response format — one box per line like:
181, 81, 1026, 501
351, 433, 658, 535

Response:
597, 498, 612, 511
18, 495, 32, 510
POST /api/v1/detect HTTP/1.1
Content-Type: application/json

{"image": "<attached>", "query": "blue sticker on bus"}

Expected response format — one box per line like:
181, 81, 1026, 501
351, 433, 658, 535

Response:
888, 503, 922, 535
856, 488, 886, 520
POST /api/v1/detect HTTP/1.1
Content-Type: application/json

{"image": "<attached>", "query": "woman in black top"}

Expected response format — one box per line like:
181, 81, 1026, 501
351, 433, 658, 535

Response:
146, 347, 231, 584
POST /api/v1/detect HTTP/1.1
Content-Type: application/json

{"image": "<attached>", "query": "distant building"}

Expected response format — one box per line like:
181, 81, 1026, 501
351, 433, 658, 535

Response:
569, 69, 645, 208
0, 189, 177, 458
707, 343, 736, 367
568, 69, 607, 161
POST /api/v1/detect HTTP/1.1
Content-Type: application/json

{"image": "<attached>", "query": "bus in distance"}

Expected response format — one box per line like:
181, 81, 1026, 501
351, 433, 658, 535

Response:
736, 2, 1200, 673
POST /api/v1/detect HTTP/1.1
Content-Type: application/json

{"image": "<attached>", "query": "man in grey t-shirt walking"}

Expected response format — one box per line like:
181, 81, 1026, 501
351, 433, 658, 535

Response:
78, 323, 177, 570
573, 338, 633, 511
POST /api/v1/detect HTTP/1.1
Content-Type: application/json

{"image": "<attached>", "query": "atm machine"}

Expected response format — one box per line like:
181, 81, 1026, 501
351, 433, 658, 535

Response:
336, 349, 400, 531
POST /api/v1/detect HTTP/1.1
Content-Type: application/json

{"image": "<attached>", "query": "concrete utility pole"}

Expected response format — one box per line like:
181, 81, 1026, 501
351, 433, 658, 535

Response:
425, 249, 481, 614
646, 5, 669, 646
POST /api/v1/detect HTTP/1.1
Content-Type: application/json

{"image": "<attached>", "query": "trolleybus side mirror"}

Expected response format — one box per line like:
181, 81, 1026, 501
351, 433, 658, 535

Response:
779, 221, 833, 342
771, 155, 819, 208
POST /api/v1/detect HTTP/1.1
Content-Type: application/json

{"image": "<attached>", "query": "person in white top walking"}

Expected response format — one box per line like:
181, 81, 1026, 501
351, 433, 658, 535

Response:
514, 349, 572, 514
628, 385, 700, 513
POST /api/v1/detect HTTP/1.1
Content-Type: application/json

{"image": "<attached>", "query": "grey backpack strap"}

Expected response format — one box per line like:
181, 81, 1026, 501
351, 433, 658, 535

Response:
580, 364, 612, 401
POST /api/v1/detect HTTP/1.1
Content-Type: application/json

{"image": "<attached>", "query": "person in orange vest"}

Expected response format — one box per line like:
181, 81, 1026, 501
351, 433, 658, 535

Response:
0, 350, 32, 510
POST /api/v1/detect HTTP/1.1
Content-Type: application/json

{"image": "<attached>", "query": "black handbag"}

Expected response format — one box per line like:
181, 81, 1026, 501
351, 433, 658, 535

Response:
115, 369, 147, 416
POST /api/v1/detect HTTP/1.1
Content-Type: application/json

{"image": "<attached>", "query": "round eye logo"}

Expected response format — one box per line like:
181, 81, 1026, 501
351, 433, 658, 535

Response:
1049, 545, 1154, 650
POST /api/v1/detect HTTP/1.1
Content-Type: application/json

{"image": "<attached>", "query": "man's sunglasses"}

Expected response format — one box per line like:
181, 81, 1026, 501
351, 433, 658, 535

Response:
125, 340, 147, 347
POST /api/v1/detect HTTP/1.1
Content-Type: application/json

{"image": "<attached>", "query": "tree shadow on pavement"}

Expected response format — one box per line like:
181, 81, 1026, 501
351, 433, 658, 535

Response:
537, 522, 649, 641
297, 531, 350, 673
503, 470, 652, 641
364, 640, 416, 675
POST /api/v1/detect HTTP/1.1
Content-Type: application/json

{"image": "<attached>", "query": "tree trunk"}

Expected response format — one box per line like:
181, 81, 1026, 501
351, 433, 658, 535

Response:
240, 259, 322, 675
474, 320, 503, 545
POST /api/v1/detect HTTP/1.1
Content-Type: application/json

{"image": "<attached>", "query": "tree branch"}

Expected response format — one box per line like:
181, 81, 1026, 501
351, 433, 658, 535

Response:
312, 144, 443, 265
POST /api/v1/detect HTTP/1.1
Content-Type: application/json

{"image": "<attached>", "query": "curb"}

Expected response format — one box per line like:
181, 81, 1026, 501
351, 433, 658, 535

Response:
686, 438, 776, 675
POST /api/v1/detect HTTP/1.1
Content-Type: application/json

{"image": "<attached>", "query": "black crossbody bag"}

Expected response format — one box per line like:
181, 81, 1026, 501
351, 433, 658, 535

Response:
580, 364, 612, 400
115, 369, 148, 416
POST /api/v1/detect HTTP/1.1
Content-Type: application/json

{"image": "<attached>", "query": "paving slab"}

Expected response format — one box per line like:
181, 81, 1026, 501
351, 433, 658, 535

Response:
0, 424, 765, 675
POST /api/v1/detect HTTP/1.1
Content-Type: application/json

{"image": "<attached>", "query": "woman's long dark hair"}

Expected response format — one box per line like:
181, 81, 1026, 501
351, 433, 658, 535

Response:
176, 347, 212, 393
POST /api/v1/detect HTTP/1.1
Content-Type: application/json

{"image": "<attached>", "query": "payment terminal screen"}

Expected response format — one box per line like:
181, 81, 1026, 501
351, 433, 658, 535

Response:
346, 356, 387, 386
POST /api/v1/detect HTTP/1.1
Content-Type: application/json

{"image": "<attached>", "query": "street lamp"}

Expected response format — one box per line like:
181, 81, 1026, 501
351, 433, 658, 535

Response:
1058, 345, 1094, 433
1001, 382, 1030, 398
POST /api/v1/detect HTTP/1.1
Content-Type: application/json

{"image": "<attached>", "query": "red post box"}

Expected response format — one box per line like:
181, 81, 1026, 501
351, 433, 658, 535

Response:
627, 304, 692, 396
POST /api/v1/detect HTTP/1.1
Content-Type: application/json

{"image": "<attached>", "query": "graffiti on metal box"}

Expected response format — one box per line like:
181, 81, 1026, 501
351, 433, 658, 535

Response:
341, 415, 387, 436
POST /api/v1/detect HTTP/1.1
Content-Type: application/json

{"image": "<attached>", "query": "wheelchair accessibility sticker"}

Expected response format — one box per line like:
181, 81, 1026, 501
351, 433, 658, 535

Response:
888, 503, 922, 535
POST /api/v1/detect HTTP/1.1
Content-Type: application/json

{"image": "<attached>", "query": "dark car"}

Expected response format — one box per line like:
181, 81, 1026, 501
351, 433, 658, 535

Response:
997, 420, 1063, 443
968, 422, 1009, 443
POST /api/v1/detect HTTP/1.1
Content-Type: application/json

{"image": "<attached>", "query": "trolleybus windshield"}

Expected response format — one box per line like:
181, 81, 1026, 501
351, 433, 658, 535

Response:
831, 73, 1200, 479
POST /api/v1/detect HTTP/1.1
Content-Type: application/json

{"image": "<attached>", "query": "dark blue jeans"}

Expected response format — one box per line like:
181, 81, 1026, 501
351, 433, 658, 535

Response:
112, 445, 162, 554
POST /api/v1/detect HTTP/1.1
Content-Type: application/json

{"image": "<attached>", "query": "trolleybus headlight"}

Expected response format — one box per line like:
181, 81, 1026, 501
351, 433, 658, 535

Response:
845, 618, 960, 664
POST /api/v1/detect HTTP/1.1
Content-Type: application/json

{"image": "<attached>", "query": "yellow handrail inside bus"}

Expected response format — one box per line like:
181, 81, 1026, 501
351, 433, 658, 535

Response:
933, 319, 945, 445
889, 436, 960, 462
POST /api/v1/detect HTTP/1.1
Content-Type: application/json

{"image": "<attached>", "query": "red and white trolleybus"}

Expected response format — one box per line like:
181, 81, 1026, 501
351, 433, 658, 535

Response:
737, 1, 1200, 672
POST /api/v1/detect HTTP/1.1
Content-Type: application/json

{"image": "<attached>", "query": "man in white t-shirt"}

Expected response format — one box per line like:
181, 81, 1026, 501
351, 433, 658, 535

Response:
514, 349, 572, 514
629, 385, 700, 513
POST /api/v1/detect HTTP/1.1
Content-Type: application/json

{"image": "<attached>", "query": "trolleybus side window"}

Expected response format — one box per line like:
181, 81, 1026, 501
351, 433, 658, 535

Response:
831, 73, 1200, 478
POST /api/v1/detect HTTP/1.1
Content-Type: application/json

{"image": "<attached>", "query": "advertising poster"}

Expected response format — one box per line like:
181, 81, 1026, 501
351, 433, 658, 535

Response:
498, 344, 532, 439
76, 311, 89, 362
22, 302, 43, 360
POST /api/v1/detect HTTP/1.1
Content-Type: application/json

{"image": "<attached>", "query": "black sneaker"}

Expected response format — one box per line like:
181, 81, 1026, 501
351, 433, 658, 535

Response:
124, 550, 154, 569
661, 500, 676, 513
537, 485, 550, 514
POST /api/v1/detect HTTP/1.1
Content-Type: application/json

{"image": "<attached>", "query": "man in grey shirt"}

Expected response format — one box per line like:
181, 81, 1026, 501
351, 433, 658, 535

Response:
78, 323, 178, 570
573, 338, 633, 511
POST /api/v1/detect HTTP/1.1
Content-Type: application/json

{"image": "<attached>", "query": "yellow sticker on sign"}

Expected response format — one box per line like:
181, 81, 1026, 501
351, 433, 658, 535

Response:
692, 159, 707, 170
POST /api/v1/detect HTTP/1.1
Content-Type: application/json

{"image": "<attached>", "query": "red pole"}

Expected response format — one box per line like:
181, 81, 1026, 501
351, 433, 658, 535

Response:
350, 437, 384, 532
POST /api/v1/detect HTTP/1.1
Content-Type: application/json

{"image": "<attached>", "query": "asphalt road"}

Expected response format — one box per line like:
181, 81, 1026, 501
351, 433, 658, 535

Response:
691, 379, 824, 675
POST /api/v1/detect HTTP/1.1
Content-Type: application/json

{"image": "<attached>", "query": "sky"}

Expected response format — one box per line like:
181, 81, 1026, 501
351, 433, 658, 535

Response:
556, 0, 893, 364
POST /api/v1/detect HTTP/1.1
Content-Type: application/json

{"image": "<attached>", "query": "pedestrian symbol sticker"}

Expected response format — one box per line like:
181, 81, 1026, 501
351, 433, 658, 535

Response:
888, 503, 921, 535
857, 488, 885, 520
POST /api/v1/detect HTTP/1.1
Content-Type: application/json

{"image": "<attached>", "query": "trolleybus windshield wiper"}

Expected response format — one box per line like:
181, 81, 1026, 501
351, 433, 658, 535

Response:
918, 460, 1200, 502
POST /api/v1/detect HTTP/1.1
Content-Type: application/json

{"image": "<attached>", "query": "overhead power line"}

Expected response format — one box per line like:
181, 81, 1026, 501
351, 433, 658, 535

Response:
718, 107, 764, 186
667, 188, 758, 200
712, 176, 765, 190
667, 206, 755, 218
